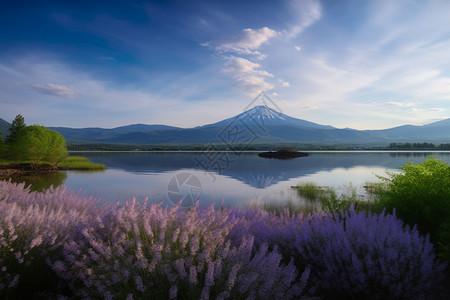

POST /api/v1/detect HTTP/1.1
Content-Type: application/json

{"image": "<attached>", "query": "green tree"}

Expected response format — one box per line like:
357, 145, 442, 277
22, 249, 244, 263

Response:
6, 114, 26, 143
8, 125, 67, 164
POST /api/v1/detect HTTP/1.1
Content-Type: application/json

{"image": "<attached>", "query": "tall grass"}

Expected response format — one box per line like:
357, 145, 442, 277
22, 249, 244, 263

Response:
256, 182, 372, 216
295, 182, 326, 201
57, 156, 106, 171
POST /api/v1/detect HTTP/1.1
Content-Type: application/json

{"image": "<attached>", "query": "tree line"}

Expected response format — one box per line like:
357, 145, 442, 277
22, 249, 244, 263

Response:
388, 142, 450, 150
0, 114, 67, 164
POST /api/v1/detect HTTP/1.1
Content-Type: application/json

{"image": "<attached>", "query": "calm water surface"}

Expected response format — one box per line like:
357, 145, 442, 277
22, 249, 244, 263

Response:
10, 151, 450, 208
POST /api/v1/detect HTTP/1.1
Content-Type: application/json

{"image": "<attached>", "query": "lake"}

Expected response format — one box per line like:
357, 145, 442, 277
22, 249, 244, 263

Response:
9, 151, 450, 208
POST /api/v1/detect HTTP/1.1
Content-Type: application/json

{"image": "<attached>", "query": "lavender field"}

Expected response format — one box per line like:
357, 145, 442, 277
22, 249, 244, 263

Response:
0, 180, 447, 299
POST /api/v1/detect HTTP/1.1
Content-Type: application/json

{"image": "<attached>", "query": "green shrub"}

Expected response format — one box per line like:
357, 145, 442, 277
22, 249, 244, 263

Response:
372, 157, 450, 260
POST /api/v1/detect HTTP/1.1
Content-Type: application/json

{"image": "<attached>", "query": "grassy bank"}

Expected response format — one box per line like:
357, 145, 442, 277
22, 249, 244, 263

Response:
57, 156, 106, 170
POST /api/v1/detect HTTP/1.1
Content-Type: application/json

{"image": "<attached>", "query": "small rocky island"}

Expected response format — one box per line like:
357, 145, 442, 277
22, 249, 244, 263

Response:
258, 149, 309, 160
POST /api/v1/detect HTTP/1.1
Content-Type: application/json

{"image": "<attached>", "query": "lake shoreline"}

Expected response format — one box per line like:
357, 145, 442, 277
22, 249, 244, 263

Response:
0, 163, 70, 179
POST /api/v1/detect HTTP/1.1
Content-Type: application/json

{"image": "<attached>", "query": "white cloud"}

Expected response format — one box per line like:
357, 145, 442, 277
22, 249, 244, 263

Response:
284, 0, 322, 38
281, 81, 290, 87
206, 27, 278, 59
385, 102, 416, 107
295, 46, 302, 51
222, 57, 274, 97
203, 1, 322, 98
30, 83, 79, 98
412, 107, 445, 113
430, 107, 445, 112
303, 104, 318, 110
301, 58, 378, 100
273, 0, 450, 129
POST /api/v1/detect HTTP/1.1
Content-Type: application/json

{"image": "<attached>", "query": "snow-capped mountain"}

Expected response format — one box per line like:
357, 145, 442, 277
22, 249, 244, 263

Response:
45, 105, 450, 145
202, 105, 335, 130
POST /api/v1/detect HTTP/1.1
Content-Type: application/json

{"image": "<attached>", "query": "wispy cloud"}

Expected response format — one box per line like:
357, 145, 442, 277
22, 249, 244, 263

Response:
204, 26, 279, 96
280, 80, 290, 87
412, 107, 445, 113
0, 64, 24, 78
284, 0, 322, 38
30, 83, 79, 98
385, 102, 416, 107
273, 0, 450, 129
203, 0, 322, 98
206, 27, 278, 59
303, 104, 318, 110
222, 57, 274, 97
3, 0, 450, 130
0, 57, 246, 128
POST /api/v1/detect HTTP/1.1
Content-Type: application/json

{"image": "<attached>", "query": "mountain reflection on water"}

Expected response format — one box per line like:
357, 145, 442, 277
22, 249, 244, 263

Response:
76, 151, 443, 189
7, 151, 450, 206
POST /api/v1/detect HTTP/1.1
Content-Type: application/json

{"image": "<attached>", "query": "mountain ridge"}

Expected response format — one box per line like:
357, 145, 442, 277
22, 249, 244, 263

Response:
47, 106, 450, 145
3, 107, 450, 145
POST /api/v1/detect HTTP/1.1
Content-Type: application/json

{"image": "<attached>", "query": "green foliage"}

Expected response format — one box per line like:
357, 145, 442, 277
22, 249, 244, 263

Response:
372, 157, 450, 260
57, 156, 106, 170
8, 125, 67, 164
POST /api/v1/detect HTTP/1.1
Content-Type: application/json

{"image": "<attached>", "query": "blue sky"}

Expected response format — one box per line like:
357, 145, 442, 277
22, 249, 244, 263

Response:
1, 0, 450, 129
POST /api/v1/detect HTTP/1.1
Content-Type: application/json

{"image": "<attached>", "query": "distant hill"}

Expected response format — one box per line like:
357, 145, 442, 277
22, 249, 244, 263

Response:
46, 106, 450, 146
48, 124, 181, 144
0, 118, 10, 139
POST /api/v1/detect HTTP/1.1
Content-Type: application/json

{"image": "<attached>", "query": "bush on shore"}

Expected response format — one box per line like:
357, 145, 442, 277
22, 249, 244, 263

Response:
372, 157, 450, 260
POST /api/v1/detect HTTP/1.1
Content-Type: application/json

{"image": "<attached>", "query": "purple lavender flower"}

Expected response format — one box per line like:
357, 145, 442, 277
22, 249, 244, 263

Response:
2, 180, 444, 299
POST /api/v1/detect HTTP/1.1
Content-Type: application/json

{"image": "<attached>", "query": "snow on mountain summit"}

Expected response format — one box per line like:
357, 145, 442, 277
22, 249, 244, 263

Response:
199, 104, 335, 130
242, 105, 286, 121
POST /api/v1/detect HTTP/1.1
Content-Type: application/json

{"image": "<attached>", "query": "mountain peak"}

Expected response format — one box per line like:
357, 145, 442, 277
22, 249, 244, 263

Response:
241, 105, 286, 122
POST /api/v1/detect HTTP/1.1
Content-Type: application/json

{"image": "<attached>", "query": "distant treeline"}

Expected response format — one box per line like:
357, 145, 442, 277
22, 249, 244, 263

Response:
387, 142, 450, 150
66, 142, 450, 152
67, 143, 360, 152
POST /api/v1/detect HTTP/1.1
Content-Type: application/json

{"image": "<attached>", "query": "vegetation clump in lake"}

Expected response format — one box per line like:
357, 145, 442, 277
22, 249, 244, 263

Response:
57, 156, 105, 171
